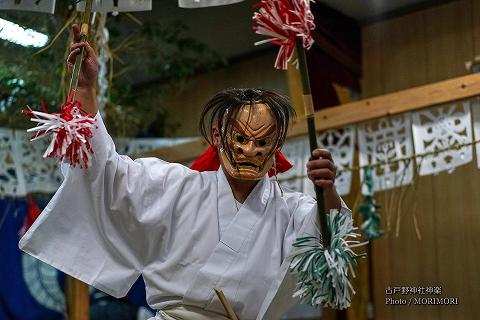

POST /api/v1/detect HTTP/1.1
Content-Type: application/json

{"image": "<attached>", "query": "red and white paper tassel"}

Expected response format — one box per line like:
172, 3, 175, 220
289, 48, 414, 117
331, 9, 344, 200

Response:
253, 0, 315, 70
24, 91, 96, 168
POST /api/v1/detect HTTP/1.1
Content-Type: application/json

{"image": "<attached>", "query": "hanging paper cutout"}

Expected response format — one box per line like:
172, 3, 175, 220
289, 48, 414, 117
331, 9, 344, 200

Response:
179, 0, 243, 7
0, 129, 25, 196
0, 0, 56, 14
303, 126, 355, 197
14, 131, 62, 195
96, 15, 110, 116
358, 114, 413, 194
277, 136, 307, 192
77, 0, 152, 12
412, 102, 472, 175
470, 97, 480, 168
113, 137, 195, 156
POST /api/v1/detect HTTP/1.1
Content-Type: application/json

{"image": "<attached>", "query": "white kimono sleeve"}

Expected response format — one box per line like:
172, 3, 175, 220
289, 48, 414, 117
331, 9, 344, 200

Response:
19, 113, 189, 298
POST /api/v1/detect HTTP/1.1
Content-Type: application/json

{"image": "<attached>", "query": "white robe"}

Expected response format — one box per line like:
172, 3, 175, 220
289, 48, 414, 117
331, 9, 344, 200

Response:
19, 114, 351, 320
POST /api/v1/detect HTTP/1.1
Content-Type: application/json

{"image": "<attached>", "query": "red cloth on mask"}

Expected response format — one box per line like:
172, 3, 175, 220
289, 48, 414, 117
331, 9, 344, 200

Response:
190, 145, 293, 177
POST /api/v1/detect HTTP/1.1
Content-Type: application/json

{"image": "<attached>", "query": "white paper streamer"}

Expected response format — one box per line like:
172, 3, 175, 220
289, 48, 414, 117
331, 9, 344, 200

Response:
95, 14, 110, 117
14, 131, 62, 195
0, 128, 25, 196
77, 0, 152, 12
0, 0, 56, 13
0, 125, 193, 197
412, 102, 472, 175
303, 126, 355, 197
470, 97, 480, 168
178, 0, 243, 8
277, 136, 308, 192
358, 114, 413, 194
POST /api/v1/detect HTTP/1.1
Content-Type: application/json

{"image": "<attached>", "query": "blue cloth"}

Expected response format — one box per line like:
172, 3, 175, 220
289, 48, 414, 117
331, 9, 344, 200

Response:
0, 196, 151, 320
0, 197, 62, 320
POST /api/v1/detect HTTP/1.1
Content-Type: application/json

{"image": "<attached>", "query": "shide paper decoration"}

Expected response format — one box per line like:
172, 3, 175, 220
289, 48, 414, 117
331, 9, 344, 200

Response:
0, 129, 24, 196
278, 126, 355, 197
0, 0, 56, 14
77, 0, 152, 12
471, 97, 480, 168
412, 102, 473, 175
303, 126, 355, 197
0, 126, 192, 197
358, 114, 414, 194
14, 130, 63, 194
178, 0, 244, 8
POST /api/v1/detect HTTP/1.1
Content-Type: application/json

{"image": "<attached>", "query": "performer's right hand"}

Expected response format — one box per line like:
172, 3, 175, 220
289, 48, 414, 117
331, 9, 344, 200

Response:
67, 24, 98, 90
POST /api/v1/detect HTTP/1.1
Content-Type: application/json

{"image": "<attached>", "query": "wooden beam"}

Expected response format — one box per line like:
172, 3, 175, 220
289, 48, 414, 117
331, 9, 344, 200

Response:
67, 277, 89, 320
288, 72, 480, 137
135, 73, 480, 162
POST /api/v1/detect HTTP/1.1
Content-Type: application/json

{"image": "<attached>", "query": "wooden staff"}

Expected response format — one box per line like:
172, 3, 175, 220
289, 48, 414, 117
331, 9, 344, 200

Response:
66, 1, 94, 319
295, 40, 331, 247
68, 0, 93, 100
214, 288, 239, 320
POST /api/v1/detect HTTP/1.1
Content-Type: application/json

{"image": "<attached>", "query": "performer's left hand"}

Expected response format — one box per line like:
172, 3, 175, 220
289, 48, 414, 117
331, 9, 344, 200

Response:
306, 148, 337, 189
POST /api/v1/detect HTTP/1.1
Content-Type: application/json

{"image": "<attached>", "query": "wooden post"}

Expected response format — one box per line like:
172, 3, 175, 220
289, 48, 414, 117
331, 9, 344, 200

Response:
67, 276, 89, 320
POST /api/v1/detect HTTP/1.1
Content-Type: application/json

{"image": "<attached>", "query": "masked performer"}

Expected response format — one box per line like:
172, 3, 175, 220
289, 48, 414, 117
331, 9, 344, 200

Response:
20, 26, 350, 320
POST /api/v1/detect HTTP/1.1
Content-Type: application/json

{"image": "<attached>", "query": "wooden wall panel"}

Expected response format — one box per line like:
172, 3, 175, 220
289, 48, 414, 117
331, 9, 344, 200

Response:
162, 51, 288, 137
362, 23, 384, 97
361, 1, 479, 319
425, 2, 475, 320
424, 0, 473, 82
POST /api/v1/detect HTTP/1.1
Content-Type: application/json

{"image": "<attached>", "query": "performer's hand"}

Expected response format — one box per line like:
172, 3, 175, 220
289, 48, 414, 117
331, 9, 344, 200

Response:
306, 148, 337, 189
67, 24, 98, 90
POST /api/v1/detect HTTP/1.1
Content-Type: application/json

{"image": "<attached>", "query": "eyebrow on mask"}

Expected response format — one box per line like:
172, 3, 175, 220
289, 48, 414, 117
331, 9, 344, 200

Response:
233, 120, 277, 139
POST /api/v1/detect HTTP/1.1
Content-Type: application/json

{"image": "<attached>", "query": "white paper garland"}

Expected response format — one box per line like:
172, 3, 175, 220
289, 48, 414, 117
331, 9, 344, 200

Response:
77, 0, 152, 12
277, 136, 307, 192
303, 126, 356, 197
412, 101, 473, 175
358, 114, 413, 194
470, 97, 480, 168
0, 0, 56, 13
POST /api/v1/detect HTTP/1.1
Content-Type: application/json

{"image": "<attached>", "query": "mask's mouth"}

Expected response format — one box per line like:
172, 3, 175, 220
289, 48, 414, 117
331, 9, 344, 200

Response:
235, 160, 262, 172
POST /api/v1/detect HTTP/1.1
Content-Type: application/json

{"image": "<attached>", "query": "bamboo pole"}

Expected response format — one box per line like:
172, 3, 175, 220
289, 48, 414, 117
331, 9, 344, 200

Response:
295, 40, 330, 247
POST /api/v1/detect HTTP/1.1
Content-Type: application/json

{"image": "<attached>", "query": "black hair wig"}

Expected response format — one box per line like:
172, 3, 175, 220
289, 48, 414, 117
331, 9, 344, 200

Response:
199, 88, 296, 163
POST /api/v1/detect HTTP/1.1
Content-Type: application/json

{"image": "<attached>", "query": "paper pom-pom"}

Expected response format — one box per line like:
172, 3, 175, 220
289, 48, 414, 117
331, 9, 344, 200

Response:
24, 91, 96, 168
253, 0, 315, 69
290, 209, 367, 309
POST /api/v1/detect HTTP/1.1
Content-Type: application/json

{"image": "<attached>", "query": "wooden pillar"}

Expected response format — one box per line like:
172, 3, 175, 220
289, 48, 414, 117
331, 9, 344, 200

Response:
67, 276, 89, 320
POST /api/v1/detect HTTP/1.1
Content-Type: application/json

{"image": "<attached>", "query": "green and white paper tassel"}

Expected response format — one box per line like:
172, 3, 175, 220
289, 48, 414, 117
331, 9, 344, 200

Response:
290, 209, 366, 309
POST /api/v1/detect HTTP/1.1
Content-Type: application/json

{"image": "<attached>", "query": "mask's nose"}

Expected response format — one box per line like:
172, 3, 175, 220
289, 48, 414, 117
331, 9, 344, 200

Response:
238, 140, 262, 157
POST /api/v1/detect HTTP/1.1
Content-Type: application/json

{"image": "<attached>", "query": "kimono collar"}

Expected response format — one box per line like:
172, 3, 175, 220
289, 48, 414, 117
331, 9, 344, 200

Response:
217, 166, 271, 211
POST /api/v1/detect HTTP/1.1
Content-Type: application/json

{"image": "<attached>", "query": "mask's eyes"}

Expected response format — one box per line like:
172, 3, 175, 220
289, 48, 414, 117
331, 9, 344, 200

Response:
234, 132, 245, 143
257, 139, 267, 147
